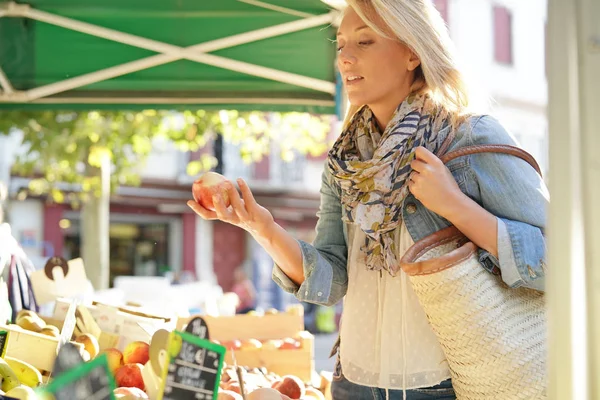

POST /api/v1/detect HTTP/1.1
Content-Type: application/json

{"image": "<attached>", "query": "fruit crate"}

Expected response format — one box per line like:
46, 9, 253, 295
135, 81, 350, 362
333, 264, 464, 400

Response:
0, 324, 60, 373
178, 311, 315, 382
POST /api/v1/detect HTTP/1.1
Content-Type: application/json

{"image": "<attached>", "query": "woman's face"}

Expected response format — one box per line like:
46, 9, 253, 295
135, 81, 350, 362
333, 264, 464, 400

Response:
336, 6, 420, 110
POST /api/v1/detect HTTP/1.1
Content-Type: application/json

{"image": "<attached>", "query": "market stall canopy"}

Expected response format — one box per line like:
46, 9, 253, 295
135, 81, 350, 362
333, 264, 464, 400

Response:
0, 0, 342, 113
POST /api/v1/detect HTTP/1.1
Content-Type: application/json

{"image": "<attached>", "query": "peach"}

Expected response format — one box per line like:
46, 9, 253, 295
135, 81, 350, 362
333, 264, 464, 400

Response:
273, 375, 305, 399
222, 340, 242, 351
123, 341, 150, 365
279, 338, 301, 350
262, 339, 282, 350
247, 387, 284, 400
74, 333, 100, 359
101, 348, 124, 375
239, 338, 262, 351
218, 390, 243, 400
115, 363, 145, 391
225, 381, 242, 394
192, 172, 231, 211
303, 387, 326, 400
114, 386, 149, 399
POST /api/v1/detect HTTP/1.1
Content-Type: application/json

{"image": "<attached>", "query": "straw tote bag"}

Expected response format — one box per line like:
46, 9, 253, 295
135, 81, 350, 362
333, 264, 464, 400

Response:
399, 145, 547, 400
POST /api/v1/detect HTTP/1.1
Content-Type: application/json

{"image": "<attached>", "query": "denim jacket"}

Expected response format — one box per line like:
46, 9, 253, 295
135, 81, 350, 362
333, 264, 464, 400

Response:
272, 115, 549, 306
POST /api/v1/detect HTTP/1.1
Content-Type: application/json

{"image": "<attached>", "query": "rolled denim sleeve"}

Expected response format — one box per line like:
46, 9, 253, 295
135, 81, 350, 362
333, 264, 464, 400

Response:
272, 167, 349, 306
469, 116, 548, 291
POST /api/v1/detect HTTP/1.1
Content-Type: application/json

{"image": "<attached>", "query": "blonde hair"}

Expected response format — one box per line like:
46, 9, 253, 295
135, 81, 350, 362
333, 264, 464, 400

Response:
341, 0, 471, 131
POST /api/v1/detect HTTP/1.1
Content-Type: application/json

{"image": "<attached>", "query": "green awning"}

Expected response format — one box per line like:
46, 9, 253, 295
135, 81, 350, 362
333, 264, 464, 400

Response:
0, 0, 340, 113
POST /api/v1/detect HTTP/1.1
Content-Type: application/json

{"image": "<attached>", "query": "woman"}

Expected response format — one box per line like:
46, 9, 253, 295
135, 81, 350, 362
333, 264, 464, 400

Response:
187, 0, 548, 398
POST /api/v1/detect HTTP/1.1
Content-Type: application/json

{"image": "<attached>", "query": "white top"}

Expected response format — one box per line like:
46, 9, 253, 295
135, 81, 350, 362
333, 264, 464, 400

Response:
339, 223, 451, 390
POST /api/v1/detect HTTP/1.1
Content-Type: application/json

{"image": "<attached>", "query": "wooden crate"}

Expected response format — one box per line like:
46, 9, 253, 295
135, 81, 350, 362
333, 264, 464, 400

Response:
223, 331, 314, 382
179, 313, 314, 382
0, 324, 60, 372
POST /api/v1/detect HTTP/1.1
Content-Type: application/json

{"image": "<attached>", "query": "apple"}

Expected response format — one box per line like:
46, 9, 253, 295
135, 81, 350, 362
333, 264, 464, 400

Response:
225, 381, 242, 394
247, 387, 284, 400
279, 338, 301, 350
114, 386, 149, 399
218, 390, 243, 400
123, 341, 150, 365
192, 172, 231, 211
262, 339, 282, 350
100, 348, 124, 375
273, 375, 305, 399
115, 363, 145, 391
239, 339, 262, 351
222, 340, 242, 351
303, 387, 326, 400
75, 333, 100, 359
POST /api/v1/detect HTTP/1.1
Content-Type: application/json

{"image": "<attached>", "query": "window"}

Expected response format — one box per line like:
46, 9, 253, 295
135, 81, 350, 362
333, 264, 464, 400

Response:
493, 5, 513, 65
433, 0, 449, 24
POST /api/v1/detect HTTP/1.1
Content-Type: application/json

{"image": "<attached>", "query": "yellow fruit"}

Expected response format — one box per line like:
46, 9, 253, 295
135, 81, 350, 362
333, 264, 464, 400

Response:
15, 310, 37, 322
74, 333, 100, 359
39, 326, 60, 338
5, 384, 39, 399
16, 316, 45, 333
0, 357, 21, 392
4, 357, 42, 388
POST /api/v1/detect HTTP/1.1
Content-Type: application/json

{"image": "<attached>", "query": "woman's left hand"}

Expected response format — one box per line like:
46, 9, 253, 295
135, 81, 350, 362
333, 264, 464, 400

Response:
408, 146, 466, 218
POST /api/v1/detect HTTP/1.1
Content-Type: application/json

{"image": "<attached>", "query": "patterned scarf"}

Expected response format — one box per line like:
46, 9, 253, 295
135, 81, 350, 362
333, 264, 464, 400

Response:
327, 93, 450, 276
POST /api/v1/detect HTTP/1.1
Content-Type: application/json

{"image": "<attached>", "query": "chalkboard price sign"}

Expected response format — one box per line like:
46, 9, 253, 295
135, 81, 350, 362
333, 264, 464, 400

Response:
41, 350, 116, 400
184, 316, 210, 340
161, 331, 225, 400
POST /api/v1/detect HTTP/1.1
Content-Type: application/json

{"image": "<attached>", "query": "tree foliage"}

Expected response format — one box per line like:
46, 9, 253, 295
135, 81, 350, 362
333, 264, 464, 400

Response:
0, 109, 333, 206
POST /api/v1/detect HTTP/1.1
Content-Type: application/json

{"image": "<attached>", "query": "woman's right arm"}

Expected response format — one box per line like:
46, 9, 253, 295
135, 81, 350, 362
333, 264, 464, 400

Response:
187, 177, 305, 285
187, 168, 348, 306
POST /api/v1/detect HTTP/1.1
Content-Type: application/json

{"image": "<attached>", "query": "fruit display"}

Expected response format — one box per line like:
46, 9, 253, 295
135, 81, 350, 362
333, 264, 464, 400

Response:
1, 302, 327, 400
179, 309, 314, 383
216, 364, 327, 400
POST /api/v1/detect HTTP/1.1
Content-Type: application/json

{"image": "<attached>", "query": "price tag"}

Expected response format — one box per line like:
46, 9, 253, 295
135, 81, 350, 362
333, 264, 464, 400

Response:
184, 316, 210, 340
160, 331, 225, 400
41, 350, 115, 400
0, 330, 8, 358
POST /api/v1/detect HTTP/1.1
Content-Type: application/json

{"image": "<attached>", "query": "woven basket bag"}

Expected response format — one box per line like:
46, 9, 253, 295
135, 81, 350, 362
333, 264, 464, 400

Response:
399, 145, 547, 400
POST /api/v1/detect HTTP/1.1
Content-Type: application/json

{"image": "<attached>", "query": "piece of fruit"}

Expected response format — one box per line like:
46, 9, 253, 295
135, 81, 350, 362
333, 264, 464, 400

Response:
222, 340, 242, 351
4, 357, 42, 388
0, 357, 21, 392
247, 387, 283, 400
74, 333, 100, 359
15, 310, 37, 321
192, 172, 231, 211
123, 341, 150, 365
262, 339, 282, 351
303, 387, 326, 400
239, 339, 262, 351
279, 338, 301, 350
5, 385, 38, 399
273, 375, 305, 399
100, 348, 124, 375
217, 390, 243, 400
114, 386, 149, 399
114, 363, 145, 391
39, 326, 60, 338
16, 315, 45, 332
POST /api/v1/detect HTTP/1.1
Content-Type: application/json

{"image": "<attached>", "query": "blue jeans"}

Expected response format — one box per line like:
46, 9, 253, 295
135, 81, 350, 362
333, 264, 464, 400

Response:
331, 358, 456, 400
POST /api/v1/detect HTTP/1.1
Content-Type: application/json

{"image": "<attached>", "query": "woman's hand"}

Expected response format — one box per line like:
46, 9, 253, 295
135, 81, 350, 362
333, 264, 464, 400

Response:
408, 146, 466, 218
187, 178, 275, 239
